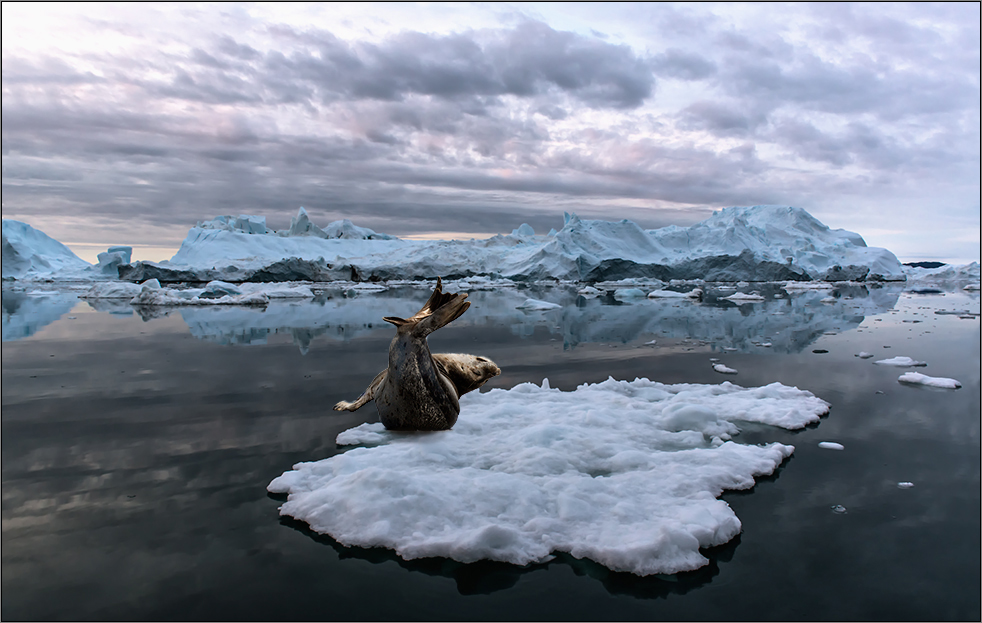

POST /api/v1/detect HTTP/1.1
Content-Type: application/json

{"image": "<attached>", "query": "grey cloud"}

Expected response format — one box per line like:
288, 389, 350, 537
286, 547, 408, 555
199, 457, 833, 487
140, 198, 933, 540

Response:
650, 49, 716, 81
206, 21, 656, 110
678, 101, 768, 136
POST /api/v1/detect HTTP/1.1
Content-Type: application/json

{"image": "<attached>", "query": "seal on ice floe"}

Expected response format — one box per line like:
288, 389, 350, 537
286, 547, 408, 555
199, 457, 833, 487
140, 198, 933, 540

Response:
333, 278, 500, 430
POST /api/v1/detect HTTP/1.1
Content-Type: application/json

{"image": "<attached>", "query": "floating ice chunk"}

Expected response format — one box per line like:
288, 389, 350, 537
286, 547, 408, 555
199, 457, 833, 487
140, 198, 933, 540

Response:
644, 340, 657, 346
613, 288, 646, 300
516, 298, 562, 311
647, 288, 702, 299
856, 352, 874, 359
820, 296, 836, 304
874, 356, 927, 367
712, 363, 738, 374
897, 372, 961, 389
897, 482, 915, 489
818, 442, 844, 450
270, 377, 828, 575
783, 281, 834, 291
199, 280, 243, 299
577, 286, 603, 296
723, 292, 765, 303
831, 505, 847, 514
81, 281, 143, 299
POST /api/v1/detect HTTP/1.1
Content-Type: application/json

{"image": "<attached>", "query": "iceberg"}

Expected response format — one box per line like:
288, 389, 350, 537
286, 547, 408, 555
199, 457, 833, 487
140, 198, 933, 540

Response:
269, 377, 830, 576
2, 219, 92, 280
116, 206, 907, 284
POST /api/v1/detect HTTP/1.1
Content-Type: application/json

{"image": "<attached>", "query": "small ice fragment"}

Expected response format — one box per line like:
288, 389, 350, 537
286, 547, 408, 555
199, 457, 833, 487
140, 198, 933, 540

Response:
644, 339, 657, 345
856, 352, 874, 359
897, 372, 961, 389
897, 482, 914, 489
709, 357, 720, 362
516, 298, 561, 311
723, 292, 765, 303
712, 363, 738, 374
820, 296, 836, 304
831, 505, 847, 514
818, 442, 844, 450
874, 356, 927, 367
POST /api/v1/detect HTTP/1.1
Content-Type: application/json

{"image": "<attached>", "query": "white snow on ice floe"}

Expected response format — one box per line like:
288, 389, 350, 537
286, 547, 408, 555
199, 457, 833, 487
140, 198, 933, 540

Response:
873, 356, 927, 367
897, 372, 961, 389
269, 377, 829, 575
818, 442, 844, 450
516, 298, 562, 311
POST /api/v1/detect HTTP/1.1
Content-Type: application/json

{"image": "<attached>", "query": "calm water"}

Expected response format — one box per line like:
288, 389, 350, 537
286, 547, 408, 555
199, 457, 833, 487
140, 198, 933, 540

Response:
2, 284, 979, 620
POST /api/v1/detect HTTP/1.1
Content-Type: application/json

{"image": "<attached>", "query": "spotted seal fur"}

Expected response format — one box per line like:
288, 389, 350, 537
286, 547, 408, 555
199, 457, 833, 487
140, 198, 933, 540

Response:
333, 278, 500, 430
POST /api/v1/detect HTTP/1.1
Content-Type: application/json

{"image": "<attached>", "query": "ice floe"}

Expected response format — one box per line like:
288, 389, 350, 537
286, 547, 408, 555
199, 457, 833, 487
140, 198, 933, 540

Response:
897, 372, 962, 389
873, 356, 927, 367
818, 442, 844, 450
723, 292, 766, 303
516, 298, 562, 311
269, 377, 829, 575
647, 288, 702, 299
712, 364, 738, 374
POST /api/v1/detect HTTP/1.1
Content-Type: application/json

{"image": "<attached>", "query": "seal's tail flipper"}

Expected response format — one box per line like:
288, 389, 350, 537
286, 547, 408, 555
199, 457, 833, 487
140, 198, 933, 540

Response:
384, 277, 470, 336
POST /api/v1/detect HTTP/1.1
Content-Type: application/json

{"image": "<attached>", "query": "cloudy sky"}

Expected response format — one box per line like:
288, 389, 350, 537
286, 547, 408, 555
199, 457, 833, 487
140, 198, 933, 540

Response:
2, 3, 979, 263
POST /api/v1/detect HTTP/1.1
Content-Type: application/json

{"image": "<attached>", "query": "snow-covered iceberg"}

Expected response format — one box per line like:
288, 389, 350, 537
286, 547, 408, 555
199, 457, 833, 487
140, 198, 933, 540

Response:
118, 206, 906, 284
269, 377, 830, 576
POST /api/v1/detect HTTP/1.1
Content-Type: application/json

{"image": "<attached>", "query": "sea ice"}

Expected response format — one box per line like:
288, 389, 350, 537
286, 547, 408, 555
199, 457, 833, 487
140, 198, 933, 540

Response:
874, 356, 927, 367
613, 288, 646, 300
712, 364, 738, 374
818, 442, 844, 450
647, 288, 702, 299
897, 372, 961, 389
897, 482, 915, 489
723, 292, 766, 303
269, 377, 829, 575
855, 352, 874, 359
516, 298, 562, 311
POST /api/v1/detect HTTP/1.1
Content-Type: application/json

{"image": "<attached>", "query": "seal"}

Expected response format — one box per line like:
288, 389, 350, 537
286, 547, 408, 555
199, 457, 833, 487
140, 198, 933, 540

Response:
333, 278, 501, 430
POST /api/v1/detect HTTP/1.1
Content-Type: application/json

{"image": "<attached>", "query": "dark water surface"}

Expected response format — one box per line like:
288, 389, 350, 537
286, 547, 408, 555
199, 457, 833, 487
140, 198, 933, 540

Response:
2, 286, 979, 620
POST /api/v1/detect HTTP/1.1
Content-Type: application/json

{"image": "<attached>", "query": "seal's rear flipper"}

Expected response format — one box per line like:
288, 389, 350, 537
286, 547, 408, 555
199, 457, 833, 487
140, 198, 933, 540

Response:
386, 277, 470, 336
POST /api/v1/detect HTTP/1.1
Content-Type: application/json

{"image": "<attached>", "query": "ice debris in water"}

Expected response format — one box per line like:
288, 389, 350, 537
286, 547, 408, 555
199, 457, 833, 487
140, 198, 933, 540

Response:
855, 352, 874, 359
897, 482, 915, 489
897, 372, 961, 389
818, 442, 844, 450
269, 377, 830, 576
831, 505, 848, 514
874, 356, 927, 367
712, 363, 738, 374
516, 298, 562, 311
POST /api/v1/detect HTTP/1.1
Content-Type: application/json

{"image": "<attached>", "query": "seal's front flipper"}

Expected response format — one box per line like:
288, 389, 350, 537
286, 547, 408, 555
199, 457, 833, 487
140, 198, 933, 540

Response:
333, 369, 388, 412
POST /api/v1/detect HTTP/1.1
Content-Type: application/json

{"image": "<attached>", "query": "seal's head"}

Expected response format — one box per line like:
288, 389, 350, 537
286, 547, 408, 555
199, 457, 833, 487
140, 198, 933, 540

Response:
433, 353, 501, 397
